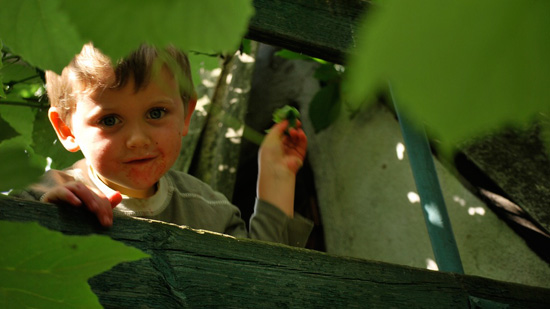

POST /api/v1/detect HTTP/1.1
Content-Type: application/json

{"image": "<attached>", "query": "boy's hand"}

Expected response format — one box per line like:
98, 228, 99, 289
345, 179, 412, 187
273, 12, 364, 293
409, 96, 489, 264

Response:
41, 182, 122, 227
257, 119, 307, 218
261, 119, 307, 175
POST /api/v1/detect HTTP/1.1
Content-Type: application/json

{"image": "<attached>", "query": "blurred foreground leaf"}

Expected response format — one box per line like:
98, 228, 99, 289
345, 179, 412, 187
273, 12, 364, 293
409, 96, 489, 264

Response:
0, 221, 149, 308
0, 116, 18, 141
0, 0, 85, 74
0, 141, 45, 191
309, 83, 341, 133
0, 56, 4, 98
344, 0, 550, 151
0, 0, 253, 73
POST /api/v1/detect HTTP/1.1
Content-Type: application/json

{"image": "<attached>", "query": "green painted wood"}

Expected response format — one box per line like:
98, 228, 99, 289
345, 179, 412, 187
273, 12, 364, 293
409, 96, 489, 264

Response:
2, 197, 549, 308
392, 88, 464, 274
247, 0, 370, 64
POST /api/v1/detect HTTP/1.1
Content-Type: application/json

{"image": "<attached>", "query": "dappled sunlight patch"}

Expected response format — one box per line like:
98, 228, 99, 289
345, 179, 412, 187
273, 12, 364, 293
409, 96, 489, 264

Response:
225, 126, 244, 144
217, 164, 237, 174
425, 203, 443, 228
45, 157, 52, 172
195, 95, 210, 116
230, 86, 247, 94
426, 258, 439, 271
407, 191, 420, 204
396, 142, 405, 160
201, 68, 222, 87
238, 52, 255, 63
226, 73, 233, 84
452, 195, 466, 207
468, 207, 486, 216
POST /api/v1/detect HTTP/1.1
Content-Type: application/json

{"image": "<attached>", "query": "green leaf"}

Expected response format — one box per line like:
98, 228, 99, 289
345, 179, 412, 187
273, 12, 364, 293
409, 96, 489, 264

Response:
0, 60, 41, 84
275, 49, 327, 64
344, 0, 550, 151
32, 109, 83, 170
241, 39, 252, 55
0, 59, 5, 98
0, 116, 18, 141
314, 64, 342, 83
0, 104, 36, 144
309, 83, 341, 133
0, 221, 149, 308
59, 0, 255, 61
0, 0, 85, 74
0, 141, 45, 191
272, 105, 301, 129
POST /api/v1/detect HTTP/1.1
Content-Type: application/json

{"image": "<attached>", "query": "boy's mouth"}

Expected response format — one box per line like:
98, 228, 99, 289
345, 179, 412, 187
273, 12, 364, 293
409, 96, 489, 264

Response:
124, 156, 157, 164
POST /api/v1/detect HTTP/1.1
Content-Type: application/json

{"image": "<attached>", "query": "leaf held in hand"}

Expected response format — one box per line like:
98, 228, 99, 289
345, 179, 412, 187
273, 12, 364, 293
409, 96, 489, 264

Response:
272, 105, 301, 129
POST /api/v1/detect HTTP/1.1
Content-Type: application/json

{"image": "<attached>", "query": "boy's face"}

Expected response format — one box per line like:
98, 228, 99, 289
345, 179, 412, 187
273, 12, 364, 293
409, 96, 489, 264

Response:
63, 67, 191, 197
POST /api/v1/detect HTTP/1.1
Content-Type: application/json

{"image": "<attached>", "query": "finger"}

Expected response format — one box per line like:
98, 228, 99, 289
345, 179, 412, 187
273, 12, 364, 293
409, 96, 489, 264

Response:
268, 120, 289, 138
109, 191, 122, 209
286, 157, 304, 174
42, 187, 83, 206
68, 183, 113, 227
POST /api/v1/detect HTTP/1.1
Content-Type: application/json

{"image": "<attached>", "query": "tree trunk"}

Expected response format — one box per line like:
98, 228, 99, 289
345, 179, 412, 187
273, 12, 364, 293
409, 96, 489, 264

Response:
191, 44, 258, 201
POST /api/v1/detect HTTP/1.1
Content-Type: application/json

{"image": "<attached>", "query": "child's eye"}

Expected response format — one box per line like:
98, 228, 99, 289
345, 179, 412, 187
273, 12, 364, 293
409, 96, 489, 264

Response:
99, 115, 120, 127
148, 108, 166, 120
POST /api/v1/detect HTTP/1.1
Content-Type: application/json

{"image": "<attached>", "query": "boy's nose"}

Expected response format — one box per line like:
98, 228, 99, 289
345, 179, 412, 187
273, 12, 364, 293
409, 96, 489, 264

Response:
126, 127, 152, 149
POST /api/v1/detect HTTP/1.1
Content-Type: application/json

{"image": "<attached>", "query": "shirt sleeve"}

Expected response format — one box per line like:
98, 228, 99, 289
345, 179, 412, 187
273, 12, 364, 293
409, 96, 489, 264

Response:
9, 168, 79, 202
248, 199, 314, 248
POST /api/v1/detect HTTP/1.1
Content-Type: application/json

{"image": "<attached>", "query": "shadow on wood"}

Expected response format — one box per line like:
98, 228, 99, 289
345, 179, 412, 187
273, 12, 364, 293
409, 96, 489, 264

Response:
1, 197, 549, 308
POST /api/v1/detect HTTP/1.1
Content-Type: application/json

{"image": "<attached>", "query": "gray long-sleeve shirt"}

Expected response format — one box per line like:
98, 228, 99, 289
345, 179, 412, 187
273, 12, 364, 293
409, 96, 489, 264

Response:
15, 159, 313, 247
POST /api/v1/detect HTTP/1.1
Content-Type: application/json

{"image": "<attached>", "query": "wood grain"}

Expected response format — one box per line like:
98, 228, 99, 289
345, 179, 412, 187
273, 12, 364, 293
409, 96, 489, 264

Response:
2, 197, 549, 308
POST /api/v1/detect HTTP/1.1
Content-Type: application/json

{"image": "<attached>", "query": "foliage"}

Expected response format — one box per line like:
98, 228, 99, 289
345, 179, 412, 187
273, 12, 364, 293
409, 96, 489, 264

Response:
0, 221, 149, 308
272, 105, 300, 129
343, 0, 550, 153
0, 0, 253, 74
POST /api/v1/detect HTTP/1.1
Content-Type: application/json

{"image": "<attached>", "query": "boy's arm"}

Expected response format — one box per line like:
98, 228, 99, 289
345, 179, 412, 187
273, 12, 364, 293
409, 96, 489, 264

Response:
257, 120, 307, 218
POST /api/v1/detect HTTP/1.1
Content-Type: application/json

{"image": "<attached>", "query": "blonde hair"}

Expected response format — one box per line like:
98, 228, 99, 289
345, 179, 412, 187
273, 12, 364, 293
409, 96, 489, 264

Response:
46, 43, 194, 124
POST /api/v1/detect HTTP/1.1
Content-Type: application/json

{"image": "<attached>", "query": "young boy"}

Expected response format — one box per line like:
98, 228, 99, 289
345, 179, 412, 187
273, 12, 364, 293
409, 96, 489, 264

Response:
17, 43, 312, 247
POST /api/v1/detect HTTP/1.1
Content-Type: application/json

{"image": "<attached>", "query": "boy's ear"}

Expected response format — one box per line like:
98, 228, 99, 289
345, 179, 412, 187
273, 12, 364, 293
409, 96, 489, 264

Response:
182, 93, 197, 137
48, 107, 80, 152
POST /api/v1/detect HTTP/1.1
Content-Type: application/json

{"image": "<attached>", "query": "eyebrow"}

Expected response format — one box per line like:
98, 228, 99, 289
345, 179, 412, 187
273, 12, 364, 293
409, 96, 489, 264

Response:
150, 97, 176, 105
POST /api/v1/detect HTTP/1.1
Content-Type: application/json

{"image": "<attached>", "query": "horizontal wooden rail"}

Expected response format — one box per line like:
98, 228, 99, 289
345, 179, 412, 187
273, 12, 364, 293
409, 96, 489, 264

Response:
247, 0, 370, 64
1, 197, 549, 308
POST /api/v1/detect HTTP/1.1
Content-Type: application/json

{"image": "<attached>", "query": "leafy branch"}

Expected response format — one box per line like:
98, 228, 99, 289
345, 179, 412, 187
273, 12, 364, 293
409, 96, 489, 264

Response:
0, 99, 48, 109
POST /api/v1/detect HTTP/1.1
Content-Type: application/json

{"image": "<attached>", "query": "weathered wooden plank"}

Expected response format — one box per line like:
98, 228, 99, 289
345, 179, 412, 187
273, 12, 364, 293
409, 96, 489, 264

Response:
462, 127, 550, 235
2, 197, 549, 308
247, 0, 370, 64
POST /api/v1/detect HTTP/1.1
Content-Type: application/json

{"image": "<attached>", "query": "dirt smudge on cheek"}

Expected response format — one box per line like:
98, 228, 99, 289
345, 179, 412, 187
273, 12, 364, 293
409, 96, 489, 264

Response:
125, 158, 168, 187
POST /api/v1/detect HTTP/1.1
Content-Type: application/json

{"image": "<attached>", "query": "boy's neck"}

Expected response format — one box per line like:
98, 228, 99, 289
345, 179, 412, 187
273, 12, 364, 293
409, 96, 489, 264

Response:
100, 176, 157, 198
